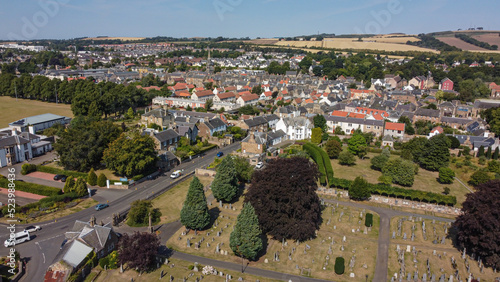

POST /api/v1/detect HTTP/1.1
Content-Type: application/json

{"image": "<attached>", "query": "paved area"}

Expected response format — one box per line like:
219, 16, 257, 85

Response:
0, 187, 47, 200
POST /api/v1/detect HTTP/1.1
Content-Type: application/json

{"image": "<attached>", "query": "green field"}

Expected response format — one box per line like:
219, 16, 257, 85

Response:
0, 96, 73, 128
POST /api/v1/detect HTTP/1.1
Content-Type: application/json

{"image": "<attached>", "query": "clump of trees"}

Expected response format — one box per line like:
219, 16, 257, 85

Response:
126, 200, 161, 227
453, 180, 500, 268
402, 134, 450, 171
349, 176, 370, 200
245, 157, 321, 241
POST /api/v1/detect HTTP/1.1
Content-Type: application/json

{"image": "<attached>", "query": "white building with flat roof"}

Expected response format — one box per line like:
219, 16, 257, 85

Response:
9, 113, 71, 134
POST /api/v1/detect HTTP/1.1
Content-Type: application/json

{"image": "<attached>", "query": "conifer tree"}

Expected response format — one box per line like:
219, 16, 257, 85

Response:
229, 202, 263, 261
349, 176, 371, 200
211, 156, 239, 202
486, 146, 492, 159
97, 173, 107, 187
180, 177, 210, 230
87, 168, 97, 186
477, 145, 485, 158
74, 177, 88, 197
63, 177, 75, 194
494, 147, 500, 160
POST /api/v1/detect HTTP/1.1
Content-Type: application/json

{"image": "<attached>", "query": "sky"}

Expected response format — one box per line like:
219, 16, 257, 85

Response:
0, 0, 499, 40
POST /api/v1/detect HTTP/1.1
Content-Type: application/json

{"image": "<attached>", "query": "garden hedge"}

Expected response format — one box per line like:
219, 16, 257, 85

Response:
303, 143, 327, 186
0, 177, 61, 196
36, 165, 88, 180
330, 177, 457, 206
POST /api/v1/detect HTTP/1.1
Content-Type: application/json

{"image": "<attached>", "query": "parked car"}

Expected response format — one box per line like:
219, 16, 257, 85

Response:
53, 174, 65, 181
170, 170, 182, 179
60, 175, 68, 182
217, 151, 224, 157
60, 239, 68, 249
256, 162, 264, 169
95, 203, 109, 211
23, 225, 41, 233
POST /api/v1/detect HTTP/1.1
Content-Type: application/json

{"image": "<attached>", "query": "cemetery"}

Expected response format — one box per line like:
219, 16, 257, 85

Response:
388, 216, 498, 281
166, 185, 380, 281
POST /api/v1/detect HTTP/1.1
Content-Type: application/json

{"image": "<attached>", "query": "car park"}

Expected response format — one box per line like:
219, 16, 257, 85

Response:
95, 203, 109, 211
23, 225, 41, 233
256, 162, 264, 169
170, 170, 182, 179
53, 174, 66, 181
217, 151, 224, 157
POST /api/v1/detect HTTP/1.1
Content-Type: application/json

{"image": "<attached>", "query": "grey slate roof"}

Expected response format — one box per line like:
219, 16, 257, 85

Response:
204, 118, 226, 130
414, 108, 440, 118
155, 129, 179, 142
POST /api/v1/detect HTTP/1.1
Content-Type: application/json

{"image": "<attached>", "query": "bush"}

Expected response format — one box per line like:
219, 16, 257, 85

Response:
338, 150, 356, 166
303, 143, 327, 186
97, 173, 107, 187
87, 168, 97, 186
0, 178, 61, 196
99, 256, 110, 269
334, 257, 345, 275
468, 170, 492, 187
365, 213, 373, 227
438, 167, 455, 184
21, 164, 37, 175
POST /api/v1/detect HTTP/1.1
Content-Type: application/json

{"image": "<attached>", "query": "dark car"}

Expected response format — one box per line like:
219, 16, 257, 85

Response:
60, 239, 68, 249
53, 174, 65, 181
60, 175, 68, 182
95, 203, 109, 211
217, 151, 224, 157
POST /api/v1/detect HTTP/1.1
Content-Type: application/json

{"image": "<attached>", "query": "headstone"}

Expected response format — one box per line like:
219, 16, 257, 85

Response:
264, 258, 268, 263
350, 273, 355, 278
187, 239, 191, 247
343, 236, 346, 243
219, 200, 222, 207
392, 231, 396, 239
406, 245, 411, 252
441, 237, 446, 244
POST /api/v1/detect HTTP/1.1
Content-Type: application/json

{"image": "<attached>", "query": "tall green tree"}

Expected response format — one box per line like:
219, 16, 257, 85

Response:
349, 176, 370, 200
370, 148, 390, 171
74, 177, 89, 197
486, 146, 493, 159
313, 114, 327, 132
233, 156, 254, 183
87, 168, 97, 186
347, 134, 367, 158
103, 132, 158, 177
418, 134, 451, 171
97, 173, 107, 187
63, 177, 75, 194
180, 177, 211, 230
494, 147, 499, 160
477, 145, 485, 158
211, 156, 239, 202
229, 202, 263, 261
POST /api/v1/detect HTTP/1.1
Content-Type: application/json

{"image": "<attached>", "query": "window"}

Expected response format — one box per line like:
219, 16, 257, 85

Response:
5, 148, 9, 154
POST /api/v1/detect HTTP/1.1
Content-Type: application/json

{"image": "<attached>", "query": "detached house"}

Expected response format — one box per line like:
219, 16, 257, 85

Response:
141, 108, 174, 129
44, 220, 119, 282
275, 117, 312, 140
439, 78, 454, 91
383, 122, 405, 140
236, 93, 260, 107
148, 129, 180, 152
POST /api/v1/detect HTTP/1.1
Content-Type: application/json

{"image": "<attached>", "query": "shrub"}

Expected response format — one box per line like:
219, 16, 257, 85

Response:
338, 150, 356, 166
99, 256, 110, 269
334, 257, 345, 275
87, 168, 97, 186
438, 167, 455, 184
97, 173, 107, 187
365, 213, 373, 227
21, 164, 37, 175
468, 170, 492, 187
303, 143, 327, 186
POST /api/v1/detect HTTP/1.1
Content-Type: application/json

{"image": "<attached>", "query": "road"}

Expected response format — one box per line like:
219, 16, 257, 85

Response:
0, 143, 240, 282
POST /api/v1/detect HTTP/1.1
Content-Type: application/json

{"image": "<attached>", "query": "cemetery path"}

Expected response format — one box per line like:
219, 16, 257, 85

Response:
171, 251, 332, 282
322, 198, 455, 281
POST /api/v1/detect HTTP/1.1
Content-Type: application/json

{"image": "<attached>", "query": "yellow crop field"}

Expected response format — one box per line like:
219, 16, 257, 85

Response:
82, 37, 145, 41
367, 36, 420, 43
275, 38, 438, 53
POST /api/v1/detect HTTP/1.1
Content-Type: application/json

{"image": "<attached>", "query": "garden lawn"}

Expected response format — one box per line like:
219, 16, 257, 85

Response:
330, 153, 470, 206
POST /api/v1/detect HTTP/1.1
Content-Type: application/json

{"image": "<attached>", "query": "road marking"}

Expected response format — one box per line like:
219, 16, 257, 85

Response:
42, 252, 45, 264
36, 234, 64, 244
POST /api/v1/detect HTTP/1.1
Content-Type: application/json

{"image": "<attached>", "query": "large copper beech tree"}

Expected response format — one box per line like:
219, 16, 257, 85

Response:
453, 180, 500, 269
245, 157, 322, 241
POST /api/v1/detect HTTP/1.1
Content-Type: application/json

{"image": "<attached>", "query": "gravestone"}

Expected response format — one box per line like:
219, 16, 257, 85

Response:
187, 239, 191, 248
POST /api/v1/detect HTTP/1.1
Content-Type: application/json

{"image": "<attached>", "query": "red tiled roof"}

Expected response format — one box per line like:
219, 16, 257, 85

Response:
264, 91, 273, 97
240, 93, 260, 102
217, 92, 236, 99
304, 98, 314, 104
331, 111, 349, 117
195, 90, 214, 97
349, 113, 366, 119
431, 126, 444, 134
385, 122, 405, 131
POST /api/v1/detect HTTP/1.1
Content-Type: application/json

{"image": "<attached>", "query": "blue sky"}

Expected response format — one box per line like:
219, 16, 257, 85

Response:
0, 0, 498, 40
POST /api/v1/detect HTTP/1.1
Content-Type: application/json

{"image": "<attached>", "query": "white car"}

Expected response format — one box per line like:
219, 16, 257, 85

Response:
170, 170, 182, 179
23, 225, 41, 233
256, 162, 264, 169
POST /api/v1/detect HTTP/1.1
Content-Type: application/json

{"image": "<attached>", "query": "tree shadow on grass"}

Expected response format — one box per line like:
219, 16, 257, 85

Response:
208, 207, 221, 228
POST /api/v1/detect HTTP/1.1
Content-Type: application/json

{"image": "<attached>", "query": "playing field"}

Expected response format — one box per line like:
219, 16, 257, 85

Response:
0, 96, 73, 128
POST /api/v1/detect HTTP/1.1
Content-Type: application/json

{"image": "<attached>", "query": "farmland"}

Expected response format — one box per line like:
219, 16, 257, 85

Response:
274, 37, 438, 53
82, 36, 146, 41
